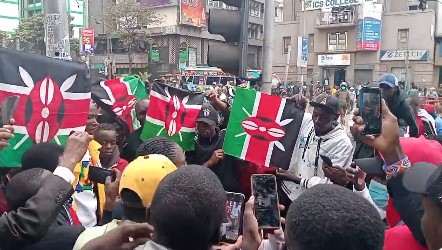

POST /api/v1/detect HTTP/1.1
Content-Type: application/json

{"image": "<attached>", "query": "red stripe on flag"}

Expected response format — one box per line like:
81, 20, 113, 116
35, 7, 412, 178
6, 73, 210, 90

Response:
244, 93, 282, 166
103, 79, 130, 97
148, 93, 202, 129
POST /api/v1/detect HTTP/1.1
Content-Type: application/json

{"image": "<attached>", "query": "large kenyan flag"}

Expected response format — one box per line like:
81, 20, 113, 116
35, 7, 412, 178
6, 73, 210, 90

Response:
224, 88, 305, 169
141, 82, 204, 151
0, 48, 90, 167
91, 76, 147, 132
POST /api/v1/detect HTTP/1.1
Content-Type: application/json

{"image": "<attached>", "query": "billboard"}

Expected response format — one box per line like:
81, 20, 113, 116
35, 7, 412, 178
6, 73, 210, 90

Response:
356, 2, 382, 51
81, 28, 95, 56
297, 36, 308, 68
139, 0, 171, 6
304, 0, 362, 10
180, 0, 206, 27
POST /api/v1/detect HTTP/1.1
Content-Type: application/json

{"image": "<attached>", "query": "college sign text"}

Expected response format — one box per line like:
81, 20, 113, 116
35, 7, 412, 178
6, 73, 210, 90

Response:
304, 0, 362, 10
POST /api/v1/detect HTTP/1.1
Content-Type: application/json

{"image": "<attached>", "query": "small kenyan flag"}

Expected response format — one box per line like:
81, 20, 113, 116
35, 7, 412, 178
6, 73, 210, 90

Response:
141, 82, 205, 151
224, 88, 305, 169
91, 76, 147, 132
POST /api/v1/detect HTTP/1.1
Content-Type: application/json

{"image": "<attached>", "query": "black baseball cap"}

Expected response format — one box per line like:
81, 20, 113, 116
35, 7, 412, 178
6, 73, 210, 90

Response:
403, 162, 442, 208
196, 103, 218, 126
309, 93, 340, 114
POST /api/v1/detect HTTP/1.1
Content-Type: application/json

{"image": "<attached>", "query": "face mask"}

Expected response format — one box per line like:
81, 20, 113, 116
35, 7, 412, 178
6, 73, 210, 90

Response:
369, 180, 389, 210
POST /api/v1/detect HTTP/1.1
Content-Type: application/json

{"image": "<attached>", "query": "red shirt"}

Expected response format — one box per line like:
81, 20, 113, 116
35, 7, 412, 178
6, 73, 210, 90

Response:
112, 158, 128, 172
384, 225, 428, 250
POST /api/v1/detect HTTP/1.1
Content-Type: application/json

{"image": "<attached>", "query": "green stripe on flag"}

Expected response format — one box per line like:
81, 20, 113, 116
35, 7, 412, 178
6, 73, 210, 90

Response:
141, 121, 196, 151
0, 133, 69, 168
223, 88, 257, 158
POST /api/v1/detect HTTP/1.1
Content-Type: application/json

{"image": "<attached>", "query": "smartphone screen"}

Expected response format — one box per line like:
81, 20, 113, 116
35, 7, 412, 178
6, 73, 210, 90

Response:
360, 87, 382, 135
320, 155, 333, 167
251, 174, 281, 229
220, 192, 245, 243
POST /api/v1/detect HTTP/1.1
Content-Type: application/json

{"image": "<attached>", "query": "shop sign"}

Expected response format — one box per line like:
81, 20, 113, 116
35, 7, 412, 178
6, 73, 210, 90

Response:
379, 50, 429, 61
318, 54, 351, 66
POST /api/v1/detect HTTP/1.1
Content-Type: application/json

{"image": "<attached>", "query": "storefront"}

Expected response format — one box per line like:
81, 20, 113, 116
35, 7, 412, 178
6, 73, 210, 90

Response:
318, 54, 351, 86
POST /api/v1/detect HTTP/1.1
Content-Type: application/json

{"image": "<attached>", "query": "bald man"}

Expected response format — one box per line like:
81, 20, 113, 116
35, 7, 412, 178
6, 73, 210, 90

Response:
122, 99, 149, 161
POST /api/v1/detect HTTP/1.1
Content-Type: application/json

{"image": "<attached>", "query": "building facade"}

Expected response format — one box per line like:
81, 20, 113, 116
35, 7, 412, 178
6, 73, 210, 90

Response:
0, 0, 87, 38
273, 0, 438, 88
88, 0, 265, 77
0, 0, 20, 34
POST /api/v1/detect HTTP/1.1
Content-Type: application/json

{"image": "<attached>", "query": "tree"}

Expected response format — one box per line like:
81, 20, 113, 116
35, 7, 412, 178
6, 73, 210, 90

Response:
105, 0, 162, 74
13, 13, 46, 54
12, 12, 79, 56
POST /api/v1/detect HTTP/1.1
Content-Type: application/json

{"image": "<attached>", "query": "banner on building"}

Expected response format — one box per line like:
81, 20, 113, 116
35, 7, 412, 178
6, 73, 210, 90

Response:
297, 36, 308, 68
304, 0, 362, 10
180, 0, 207, 28
81, 28, 95, 56
379, 50, 429, 61
356, 2, 382, 51
318, 54, 351, 66
139, 0, 171, 6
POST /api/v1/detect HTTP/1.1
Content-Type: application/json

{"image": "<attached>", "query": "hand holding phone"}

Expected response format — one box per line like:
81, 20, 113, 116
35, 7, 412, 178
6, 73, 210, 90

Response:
88, 166, 116, 184
320, 155, 333, 167
358, 87, 382, 136
251, 174, 281, 230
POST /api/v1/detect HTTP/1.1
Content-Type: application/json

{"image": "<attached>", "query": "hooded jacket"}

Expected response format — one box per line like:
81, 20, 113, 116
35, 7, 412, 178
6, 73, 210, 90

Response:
281, 113, 354, 201
385, 88, 419, 137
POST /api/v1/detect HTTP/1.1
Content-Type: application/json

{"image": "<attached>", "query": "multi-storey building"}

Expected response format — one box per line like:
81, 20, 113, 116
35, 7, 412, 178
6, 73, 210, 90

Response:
273, 0, 438, 88
0, 0, 20, 34
0, 0, 86, 38
88, 0, 265, 77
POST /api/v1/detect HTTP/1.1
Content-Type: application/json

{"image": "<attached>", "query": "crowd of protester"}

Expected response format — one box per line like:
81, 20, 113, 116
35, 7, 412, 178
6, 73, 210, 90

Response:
0, 72, 442, 250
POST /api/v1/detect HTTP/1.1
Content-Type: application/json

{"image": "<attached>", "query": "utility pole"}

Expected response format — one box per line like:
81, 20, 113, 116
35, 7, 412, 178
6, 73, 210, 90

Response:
405, 49, 410, 91
43, 0, 71, 60
239, 0, 250, 78
261, 0, 275, 94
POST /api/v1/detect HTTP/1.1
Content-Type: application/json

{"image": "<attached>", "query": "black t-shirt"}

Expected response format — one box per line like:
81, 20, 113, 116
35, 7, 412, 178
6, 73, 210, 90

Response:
186, 129, 240, 193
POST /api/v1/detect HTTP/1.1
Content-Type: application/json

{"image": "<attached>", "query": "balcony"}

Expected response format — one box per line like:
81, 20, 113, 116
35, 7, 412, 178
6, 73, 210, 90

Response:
316, 9, 357, 29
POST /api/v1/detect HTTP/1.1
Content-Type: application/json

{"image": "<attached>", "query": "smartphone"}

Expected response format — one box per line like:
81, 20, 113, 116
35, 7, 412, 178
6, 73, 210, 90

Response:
359, 87, 382, 136
1, 96, 20, 125
320, 155, 333, 167
88, 166, 116, 184
220, 192, 245, 243
251, 174, 281, 229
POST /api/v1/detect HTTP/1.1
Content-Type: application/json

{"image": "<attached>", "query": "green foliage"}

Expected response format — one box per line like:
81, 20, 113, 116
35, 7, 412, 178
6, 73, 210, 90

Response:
13, 12, 46, 53
12, 13, 77, 55
105, 0, 162, 73
70, 37, 80, 57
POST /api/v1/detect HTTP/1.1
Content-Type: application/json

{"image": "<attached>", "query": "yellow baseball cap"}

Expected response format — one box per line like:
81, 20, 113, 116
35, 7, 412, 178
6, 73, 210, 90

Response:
119, 154, 177, 207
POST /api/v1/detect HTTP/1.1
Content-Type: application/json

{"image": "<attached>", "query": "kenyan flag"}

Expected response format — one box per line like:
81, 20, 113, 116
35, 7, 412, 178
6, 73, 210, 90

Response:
91, 76, 147, 132
141, 82, 204, 151
224, 88, 305, 169
0, 48, 91, 167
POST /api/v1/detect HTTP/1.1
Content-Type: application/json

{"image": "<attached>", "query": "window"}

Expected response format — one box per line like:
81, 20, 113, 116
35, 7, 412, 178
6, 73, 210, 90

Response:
283, 36, 291, 54
248, 25, 263, 40
398, 29, 409, 49
308, 34, 314, 52
206, 0, 213, 6
250, 1, 263, 18
327, 32, 347, 51
408, 5, 418, 10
